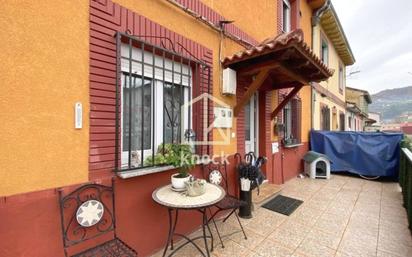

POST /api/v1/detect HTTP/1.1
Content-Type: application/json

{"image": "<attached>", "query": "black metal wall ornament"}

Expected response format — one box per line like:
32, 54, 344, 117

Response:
59, 183, 115, 247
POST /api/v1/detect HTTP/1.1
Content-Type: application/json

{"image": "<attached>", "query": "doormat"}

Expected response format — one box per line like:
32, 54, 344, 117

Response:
252, 183, 282, 205
261, 195, 303, 216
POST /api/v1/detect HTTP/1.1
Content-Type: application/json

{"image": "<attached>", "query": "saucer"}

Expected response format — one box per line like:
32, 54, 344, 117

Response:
170, 186, 186, 192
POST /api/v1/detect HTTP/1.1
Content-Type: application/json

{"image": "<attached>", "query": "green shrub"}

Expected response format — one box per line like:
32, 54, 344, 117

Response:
144, 143, 195, 177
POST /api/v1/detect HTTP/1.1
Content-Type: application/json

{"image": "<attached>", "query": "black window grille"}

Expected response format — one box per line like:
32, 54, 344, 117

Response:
321, 106, 331, 131
339, 112, 345, 131
115, 32, 211, 172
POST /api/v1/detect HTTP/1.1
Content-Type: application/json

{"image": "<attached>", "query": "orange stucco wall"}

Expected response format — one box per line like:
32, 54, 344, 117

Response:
202, 0, 277, 42
115, 0, 278, 156
1, 0, 280, 196
0, 1, 90, 196
299, 0, 314, 142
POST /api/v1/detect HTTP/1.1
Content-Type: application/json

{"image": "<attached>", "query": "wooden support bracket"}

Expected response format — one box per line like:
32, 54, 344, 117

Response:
270, 85, 303, 120
233, 68, 270, 117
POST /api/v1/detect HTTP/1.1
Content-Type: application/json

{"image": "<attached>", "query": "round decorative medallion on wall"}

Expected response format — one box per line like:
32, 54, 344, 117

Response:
76, 200, 104, 227
209, 170, 223, 185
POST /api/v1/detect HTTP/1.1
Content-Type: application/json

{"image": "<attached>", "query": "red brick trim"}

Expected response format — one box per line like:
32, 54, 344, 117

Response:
236, 77, 247, 155
291, 0, 300, 30
277, 0, 283, 34
89, 0, 213, 176
278, 0, 300, 33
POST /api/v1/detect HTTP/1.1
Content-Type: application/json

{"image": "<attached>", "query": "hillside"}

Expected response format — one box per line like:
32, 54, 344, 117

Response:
369, 86, 412, 122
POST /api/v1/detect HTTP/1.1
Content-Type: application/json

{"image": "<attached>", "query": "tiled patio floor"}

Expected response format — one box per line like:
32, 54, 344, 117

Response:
151, 174, 412, 257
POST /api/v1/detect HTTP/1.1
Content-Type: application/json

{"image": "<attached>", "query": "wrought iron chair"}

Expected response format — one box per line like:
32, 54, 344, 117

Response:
202, 161, 247, 248
58, 179, 138, 257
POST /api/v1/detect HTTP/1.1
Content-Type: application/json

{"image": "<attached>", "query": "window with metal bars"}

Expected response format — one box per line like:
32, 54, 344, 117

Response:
321, 105, 331, 131
115, 32, 210, 171
282, 98, 301, 145
339, 112, 345, 131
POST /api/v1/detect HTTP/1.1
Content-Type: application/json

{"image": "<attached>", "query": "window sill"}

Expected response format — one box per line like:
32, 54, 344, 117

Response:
283, 143, 303, 148
116, 165, 175, 179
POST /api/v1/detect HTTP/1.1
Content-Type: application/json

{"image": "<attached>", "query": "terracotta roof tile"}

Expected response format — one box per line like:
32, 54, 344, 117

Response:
222, 29, 333, 77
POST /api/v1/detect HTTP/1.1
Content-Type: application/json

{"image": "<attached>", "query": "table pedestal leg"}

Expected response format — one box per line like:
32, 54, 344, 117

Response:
162, 208, 178, 257
201, 208, 211, 257
161, 208, 214, 257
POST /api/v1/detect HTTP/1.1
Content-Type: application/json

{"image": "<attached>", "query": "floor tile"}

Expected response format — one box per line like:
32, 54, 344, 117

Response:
212, 240, 249, 257
229, 228, 265, 251
253, 239, 295, 257
378, 237, 412, 257
295, 238, 336, 257
305, 227, 342, 249
267, 221, 310, 250
151, 176, 412, 257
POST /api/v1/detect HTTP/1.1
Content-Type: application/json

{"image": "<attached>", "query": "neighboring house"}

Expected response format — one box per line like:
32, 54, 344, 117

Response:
1, 1, 335, 256
345, 86, 372, 131
401, 123, 412, 138
364, 112, 380, 132
396, 112, 412, 123
345, 101, 366, 131
381, 123, 402, 132
369, 112, 382, 125
310, 1, 355, 131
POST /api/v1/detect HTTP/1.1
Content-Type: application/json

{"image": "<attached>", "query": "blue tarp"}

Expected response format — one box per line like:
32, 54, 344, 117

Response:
310, 130, 403, 177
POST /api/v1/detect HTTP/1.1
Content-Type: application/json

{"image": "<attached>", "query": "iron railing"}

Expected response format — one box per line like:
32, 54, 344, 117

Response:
114, 32, 211, 172
399, 147, 412, 230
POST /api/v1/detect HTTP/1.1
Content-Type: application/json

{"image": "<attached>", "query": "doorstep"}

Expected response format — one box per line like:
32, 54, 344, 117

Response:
252, 182, 283, 205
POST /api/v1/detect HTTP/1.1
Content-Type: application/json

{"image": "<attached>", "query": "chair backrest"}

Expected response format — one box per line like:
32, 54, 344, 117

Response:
202, 161, 229, 192
58, 180, 116, 254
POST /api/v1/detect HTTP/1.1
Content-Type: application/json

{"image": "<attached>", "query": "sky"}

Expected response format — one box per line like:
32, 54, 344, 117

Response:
332, 0, 412, 94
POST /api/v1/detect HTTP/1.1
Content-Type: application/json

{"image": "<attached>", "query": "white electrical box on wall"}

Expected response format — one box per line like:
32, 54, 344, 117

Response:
213, 107, 233, 128
75, 102, 83, 129
222, 68, 237, 95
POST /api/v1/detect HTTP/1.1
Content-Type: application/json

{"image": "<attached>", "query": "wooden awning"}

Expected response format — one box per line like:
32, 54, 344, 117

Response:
223, 29, 333, 118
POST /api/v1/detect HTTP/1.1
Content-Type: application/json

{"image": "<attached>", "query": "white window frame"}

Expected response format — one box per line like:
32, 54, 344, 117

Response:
282, 0, 291, 33
283, 102, 292, 140
339, 63, 344, 93
321, 37, 329, 65
120, 44, 192, 168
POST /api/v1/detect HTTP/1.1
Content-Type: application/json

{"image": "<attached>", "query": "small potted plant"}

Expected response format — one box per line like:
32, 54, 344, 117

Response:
167, 144, 195, 189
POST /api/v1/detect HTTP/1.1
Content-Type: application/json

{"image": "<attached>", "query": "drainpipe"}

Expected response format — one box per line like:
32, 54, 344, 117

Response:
310, 0, 331, 130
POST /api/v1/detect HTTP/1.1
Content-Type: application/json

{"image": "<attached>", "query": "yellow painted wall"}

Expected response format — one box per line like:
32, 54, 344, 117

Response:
0, 0, 89, 196
314, 25, 346, 99
313, 93, 346, 130
346, 89, 362, 107
312, 24, 347, 130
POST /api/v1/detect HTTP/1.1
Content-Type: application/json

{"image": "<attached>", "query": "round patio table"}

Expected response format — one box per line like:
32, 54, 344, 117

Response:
152, 183, 225, 257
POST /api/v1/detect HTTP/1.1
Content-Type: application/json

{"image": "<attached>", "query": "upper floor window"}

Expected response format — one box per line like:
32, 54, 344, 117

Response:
320, 36, 329, 66
339, 63, 344, 94
282, 0, 291, 33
